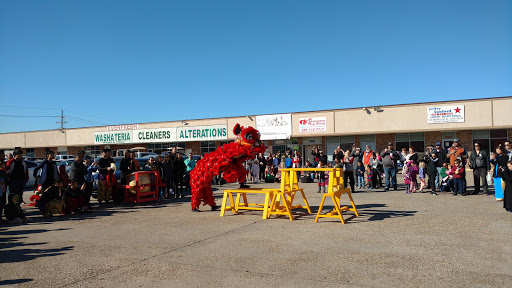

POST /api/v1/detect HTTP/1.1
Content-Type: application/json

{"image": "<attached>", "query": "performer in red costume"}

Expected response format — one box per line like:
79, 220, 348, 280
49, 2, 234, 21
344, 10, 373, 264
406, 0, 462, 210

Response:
190, 124, 266, 212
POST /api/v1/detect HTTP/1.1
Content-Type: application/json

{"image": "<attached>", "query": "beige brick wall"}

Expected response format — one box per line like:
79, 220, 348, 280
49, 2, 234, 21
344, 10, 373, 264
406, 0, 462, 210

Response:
456, 130, 473, 151
376, 134, 395, 151
425, 131, 442, 147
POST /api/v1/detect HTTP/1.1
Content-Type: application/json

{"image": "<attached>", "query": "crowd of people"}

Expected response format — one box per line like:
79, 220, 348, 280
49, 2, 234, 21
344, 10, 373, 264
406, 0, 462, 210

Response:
1, 138, 512, 224
0, 147, 197, 223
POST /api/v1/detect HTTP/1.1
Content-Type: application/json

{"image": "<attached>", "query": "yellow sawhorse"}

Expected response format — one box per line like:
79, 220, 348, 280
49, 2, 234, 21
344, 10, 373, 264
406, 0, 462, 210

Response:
314, 169, 359, 223
219, 188, 278, 219
281, 168, 358, 224
266, 169, 312, 220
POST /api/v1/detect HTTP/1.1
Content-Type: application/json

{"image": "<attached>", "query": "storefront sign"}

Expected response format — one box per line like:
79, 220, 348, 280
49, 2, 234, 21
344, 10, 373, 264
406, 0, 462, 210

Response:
107, 124, 139, 131
94, 131, 132, 144
427, 105, 465, 124
95, 125, 228, 144
299, 117, 327, 132
132, 128, 177, 143
176, 125, 227, 142
256, 114, 292, 140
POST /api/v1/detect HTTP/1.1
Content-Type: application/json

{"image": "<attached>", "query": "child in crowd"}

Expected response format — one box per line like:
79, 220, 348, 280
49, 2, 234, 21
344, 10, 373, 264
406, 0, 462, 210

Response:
450, 159, 465, 196
5, 194, 27, 224
317, 160, 327, 193
403, 161, 411, 193
409, 161, 419, 193
418, 162, 426, 192
62, 179, 88, 214
366, 164, 374, 189
439, 162, 450, 192
251, 160, 260, 184
59, 165, 70, 188
356, 161, 365, 188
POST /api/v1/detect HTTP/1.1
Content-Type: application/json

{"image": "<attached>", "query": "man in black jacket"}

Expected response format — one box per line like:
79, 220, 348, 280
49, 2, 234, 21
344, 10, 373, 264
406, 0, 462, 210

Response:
424, 152, 439, 195
172, 153, 185, 198
69, 152, 88, 190
34, 150, 58, 192
161, 154, 173, 199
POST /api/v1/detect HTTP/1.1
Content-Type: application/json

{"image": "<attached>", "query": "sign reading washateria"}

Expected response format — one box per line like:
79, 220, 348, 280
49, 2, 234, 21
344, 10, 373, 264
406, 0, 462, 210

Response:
427, 105, 465, 124
299, 117, 327, 132
94, 125, 228, 144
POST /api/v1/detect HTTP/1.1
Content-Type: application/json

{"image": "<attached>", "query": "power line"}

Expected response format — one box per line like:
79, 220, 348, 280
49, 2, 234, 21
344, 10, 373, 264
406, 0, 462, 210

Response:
0, 115, 59, 118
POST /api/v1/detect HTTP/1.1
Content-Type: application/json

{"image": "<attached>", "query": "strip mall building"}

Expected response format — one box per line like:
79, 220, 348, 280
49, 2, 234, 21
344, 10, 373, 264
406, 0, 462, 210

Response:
1, 97, 511, 162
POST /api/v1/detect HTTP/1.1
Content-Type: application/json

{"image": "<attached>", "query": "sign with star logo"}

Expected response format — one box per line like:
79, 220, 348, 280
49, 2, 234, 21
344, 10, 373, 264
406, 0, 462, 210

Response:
427, 105, 465, 124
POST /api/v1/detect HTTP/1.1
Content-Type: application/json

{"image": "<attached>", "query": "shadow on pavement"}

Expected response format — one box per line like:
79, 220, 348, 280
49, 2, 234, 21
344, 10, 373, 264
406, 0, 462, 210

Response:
0, 227, 74, 264
0, 278, 33, 286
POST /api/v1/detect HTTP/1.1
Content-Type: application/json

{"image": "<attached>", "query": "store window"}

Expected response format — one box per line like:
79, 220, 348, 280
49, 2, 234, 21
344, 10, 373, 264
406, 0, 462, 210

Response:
25, 148, 35, 158
473, 129, 508, 152
201, 141, 216, 155
84, 146, 101, 158
148, 143, 180, 155
396, 133, 425, 152
326, 136, 355, 162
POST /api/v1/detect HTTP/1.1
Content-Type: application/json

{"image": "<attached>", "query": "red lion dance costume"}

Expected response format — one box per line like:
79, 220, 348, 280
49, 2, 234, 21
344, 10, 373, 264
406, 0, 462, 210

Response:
190, 124, 266, 211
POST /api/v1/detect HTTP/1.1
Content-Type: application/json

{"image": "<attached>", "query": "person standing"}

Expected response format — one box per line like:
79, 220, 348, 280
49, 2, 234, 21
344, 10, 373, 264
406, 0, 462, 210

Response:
6, 149, 29, 205
505, 141, 512, 161
468, 141, 490, 195
380, 143, 399, 191
424, 152, 439, 195
257, 153, 266, 181
184, 153, 196, 192
161, 155, 173, 199
500, 161, 512, 212
341, 151, 355, 192
119, 151, 133, 186
96, 148, 114, 205
434, 142, 447, 190
84, 159, 97, 208
33, 150, 58, 192
173, 153, 185, 198
447, 139, 468, 193
363, 145, 373, 166
490, 144, 508, 201
351, 147, 363, 187
69, 152, 88, 192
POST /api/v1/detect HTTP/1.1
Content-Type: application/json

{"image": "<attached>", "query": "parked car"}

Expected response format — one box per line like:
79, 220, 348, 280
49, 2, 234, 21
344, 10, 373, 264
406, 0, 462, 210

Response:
25, 160, 40, 188
55, 154, 74, 161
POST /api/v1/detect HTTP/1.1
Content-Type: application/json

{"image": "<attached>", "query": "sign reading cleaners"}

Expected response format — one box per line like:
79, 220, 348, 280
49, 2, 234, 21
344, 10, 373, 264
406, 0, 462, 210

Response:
427, 105, 465, 124
299, 117, 327, 132
94, 125, 227, 144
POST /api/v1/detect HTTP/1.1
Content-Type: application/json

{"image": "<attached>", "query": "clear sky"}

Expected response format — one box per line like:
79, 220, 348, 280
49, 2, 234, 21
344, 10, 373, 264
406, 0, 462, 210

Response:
0, 0, 510, 133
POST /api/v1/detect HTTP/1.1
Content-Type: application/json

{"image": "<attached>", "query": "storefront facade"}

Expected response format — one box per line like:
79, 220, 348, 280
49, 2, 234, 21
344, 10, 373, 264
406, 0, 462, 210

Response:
1, 97, 511, 161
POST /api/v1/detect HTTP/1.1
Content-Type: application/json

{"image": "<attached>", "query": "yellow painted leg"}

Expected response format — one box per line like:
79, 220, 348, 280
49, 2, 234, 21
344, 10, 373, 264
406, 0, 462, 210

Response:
315, 194, 327, 223
262, 191, 270, 219
347, 191, 359, 217
220, 191, 229, 217
235, 192, 241, 212
300, 190, 312, 214
267, 192, 278, 218
228, 192, 236, 213
282, 192, 294, 221
332, 194, 345, 224
242, 193, 249, 207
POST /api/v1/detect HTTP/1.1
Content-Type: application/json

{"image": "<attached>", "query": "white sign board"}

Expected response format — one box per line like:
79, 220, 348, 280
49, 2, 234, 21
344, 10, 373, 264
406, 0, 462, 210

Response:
132, 128, 177, 143
94, 125, 228, 145
94, 131, 133, 145
428, 105, 465, 124
299, 117, 327, 133
256, 114, 292, 140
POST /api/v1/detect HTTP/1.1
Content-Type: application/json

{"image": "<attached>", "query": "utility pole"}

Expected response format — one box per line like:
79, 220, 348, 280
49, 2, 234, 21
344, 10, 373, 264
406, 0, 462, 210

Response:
57, 109, 68, 133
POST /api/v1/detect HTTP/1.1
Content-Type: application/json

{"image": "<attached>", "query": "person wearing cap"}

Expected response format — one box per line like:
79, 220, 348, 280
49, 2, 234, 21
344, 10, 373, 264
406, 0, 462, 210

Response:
69, 152, 88, 190
6, 149, 29, 205
447, 138, 468, 193
96, 148, 115, 205
380, 143, 399, 191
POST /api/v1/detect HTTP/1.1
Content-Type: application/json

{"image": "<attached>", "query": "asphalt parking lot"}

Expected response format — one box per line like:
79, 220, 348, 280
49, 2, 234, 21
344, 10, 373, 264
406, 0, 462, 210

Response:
1, 177, 511, 288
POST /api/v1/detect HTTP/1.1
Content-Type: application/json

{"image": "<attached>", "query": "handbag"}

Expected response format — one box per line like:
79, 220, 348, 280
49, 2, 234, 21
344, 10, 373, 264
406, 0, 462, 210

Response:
486, 171, 494, 185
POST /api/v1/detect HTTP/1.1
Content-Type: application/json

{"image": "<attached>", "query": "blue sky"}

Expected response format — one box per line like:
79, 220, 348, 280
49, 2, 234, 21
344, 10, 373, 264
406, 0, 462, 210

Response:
1, 0, 510, 133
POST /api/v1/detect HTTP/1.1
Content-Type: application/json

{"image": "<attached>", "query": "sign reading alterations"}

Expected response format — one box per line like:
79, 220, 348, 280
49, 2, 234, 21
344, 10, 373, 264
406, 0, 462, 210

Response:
428, 105, 465, 124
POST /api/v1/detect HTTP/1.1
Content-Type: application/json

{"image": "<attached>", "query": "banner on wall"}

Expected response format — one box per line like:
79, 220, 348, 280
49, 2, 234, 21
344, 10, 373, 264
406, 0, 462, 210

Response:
94, 125, 228, 144
299, 117, 327, 133
256, 114, 292, 140
427, 105, 465, 124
